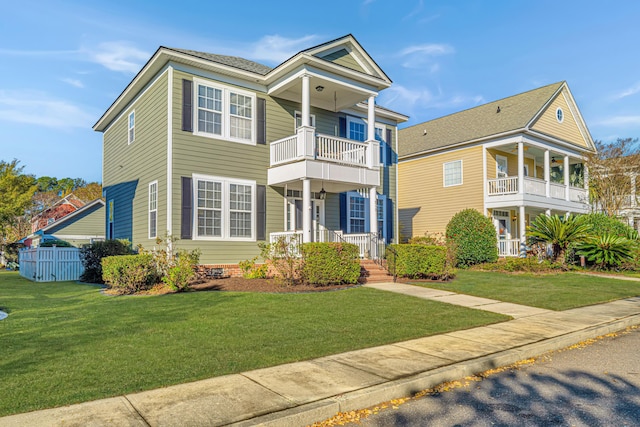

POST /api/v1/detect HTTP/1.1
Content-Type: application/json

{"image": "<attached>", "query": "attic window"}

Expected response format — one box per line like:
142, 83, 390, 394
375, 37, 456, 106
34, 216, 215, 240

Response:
556, 108, 564, 123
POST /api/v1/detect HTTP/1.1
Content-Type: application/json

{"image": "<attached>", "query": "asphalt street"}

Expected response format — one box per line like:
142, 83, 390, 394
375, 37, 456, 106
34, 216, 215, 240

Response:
354, 326, 640, 427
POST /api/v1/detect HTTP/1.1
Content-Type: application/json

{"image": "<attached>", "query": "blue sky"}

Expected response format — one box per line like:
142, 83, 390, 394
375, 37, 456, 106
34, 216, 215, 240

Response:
1, 0, 639, 183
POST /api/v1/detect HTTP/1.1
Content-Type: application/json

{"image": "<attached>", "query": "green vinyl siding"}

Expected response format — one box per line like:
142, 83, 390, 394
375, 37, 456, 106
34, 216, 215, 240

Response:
46, 204, 105, 237
319, 49, 366, 74
102, 70, 169, 246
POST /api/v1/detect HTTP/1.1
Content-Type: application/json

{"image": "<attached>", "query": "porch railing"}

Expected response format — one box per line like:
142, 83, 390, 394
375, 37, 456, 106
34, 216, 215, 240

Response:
569, 186, 588, 203
487, 177, 518, 195
268, 230, 385, 260
523, 177, 546, 196
498, 239, 521, 257
270, 133, 369, 168
549, 182, 566, 199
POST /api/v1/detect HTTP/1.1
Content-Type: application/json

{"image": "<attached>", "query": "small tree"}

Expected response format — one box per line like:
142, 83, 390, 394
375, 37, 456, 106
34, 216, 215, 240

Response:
446, 209, 498, 267
527, 214, 591, 265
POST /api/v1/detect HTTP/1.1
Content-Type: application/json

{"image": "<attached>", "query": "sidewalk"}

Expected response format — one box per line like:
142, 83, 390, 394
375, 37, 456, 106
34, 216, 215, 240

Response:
2, 284, 639, 427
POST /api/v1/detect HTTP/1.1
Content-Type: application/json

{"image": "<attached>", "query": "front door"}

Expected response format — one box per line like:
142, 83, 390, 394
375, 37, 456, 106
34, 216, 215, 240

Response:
493, 210, 511, 240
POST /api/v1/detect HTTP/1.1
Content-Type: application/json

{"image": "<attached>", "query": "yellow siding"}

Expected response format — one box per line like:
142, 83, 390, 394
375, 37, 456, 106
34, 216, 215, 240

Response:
531, 88, 588, 148
398, 146, 484, 239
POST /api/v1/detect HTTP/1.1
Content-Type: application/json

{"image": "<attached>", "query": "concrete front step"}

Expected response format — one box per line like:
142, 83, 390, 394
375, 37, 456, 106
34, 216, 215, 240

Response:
359, 260, 392, 283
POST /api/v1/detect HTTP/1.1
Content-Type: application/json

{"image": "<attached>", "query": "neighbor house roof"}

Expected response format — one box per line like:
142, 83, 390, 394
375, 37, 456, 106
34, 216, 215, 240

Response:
399, 82, 565, 159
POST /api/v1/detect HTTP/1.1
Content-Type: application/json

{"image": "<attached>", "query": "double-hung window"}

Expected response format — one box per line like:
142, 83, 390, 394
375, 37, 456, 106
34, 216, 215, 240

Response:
194, 78, 255, 144
128, 111, 135, 144
347, 117, 366, 142
443, 160, 463, 187
148, 181, 157, 239
349, 195, 366, 233
345, 191, 388, 238
194, 174, 255, 240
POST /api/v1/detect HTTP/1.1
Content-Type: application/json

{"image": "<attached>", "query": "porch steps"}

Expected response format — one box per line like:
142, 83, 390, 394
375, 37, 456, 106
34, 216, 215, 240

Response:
358, 260, 392, 283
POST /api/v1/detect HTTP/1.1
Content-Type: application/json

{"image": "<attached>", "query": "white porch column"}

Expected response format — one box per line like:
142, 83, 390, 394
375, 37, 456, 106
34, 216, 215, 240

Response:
301, 74, 310, 127
366, 95, 379, 168
302, 179, 312, 243
369, 186, 378, 258
545, 209, 551, 216
544, 150, 550, 198
518, 142, 524, 194
564, 155, 570, 201
519, 205, 526, 257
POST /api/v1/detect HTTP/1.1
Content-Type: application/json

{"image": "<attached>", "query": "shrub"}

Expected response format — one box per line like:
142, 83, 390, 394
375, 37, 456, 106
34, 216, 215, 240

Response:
39, 239, 73, 247
527, 214, 591, 265
79, 239, 133, 283
300, 242, 360, 286
446, 209, 498, 267
388, 244, 453, 280
102, 254, 157, 294
408, 232, 445, 246
260, 237, 302, 286
238, 256, 268, 279
577, 233, 635, 270
476, 258, 564, 273
582, 213, 636, 238
138, 235, 200, 291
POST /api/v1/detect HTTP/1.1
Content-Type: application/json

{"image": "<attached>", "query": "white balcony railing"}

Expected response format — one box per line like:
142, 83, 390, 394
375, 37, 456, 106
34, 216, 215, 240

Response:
270, 132, 370, 168
569, 186, 588, 203
487, 177, 518, 195
524, 177, 546, 196
549, 182, 566, 199
498, 239, 521, 257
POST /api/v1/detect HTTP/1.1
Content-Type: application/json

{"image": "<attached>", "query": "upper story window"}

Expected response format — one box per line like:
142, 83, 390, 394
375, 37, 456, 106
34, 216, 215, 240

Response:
348, 117, 366, 142
194, 78, 255, 145
443, 160, 463, 187
194, 174, 255, 241
294, 111, 316, 130
128, 111, 135, 144
556, 108, 564, 123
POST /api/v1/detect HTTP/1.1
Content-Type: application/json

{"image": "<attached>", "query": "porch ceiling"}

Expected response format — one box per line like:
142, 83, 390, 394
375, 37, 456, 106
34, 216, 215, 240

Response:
491, 143, 584, 166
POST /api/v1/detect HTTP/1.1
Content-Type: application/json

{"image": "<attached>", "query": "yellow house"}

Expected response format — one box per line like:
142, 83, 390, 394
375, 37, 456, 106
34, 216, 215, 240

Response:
398, 82, 596, 256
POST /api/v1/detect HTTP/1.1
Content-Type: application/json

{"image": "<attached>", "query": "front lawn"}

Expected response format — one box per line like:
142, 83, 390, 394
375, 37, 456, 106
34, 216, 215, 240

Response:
0, 271, 507, 416
415, 270, 640, 310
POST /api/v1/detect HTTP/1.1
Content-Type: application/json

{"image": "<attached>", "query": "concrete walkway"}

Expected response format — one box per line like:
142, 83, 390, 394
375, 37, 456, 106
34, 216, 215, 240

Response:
2, 286, 639, 427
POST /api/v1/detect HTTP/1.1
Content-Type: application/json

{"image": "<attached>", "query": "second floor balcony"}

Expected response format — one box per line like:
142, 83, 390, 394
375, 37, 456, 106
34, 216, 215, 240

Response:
487, 176, 588, 203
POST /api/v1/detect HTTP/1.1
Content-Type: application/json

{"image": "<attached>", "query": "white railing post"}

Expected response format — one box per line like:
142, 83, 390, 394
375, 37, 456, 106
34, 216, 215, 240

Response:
564, 155, 570, 201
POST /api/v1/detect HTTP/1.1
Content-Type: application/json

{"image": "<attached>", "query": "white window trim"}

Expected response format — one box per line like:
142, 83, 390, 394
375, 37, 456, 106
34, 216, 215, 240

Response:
128, 110, 135, 144
107, 199, 114, 239
347, 116, 366, 141
192, 173, 256, 241
375, 124, 387, 165
443, 160, 463, 187
294, 110, 316, 130
496, 155, 508, 178
148, 180, 158, 239
193, 77, 257, 145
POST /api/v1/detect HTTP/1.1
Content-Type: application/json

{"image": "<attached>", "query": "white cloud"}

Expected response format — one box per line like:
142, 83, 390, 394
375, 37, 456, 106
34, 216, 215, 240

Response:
0, 90, 94, 129
398, 43, 455, 71
61, 78, 84, 88
403, 0, 424, 21
88, 41, 150, 73
249, 34, 321, 64
612, 82, 640, 100
595, 115, 640, 127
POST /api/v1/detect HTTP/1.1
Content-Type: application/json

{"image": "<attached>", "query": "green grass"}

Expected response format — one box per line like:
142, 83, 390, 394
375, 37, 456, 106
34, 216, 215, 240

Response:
0, 271, 507, 416
414, 270, 640, 311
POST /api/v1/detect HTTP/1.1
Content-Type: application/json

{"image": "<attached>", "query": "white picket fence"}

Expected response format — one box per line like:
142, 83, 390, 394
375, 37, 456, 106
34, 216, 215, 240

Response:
19, 247, 84, 282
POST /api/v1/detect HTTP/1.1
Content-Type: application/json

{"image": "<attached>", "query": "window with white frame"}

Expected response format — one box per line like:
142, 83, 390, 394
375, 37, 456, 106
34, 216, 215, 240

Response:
443, 160, 463, 187
375, 125, 386, 165
128, 111, 135, 144
194, 175, 255, 240
194, 78, 255, 144
349, 196, 366, 233
348, 117, 366, 141
294, 111, 316, 130
377, 197, 385, 236
148, 181, 157, 239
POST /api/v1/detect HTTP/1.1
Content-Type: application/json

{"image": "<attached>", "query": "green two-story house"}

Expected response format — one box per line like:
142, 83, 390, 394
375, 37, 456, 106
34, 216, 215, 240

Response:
94, 35, 408, 266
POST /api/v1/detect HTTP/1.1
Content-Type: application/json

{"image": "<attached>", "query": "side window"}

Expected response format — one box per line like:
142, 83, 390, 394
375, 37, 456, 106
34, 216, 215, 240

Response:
443, 160, 463, 187
294, 111, 316, 131
148, 181, 157, 239
347, 117, 366, 142
108, 199, 114, 239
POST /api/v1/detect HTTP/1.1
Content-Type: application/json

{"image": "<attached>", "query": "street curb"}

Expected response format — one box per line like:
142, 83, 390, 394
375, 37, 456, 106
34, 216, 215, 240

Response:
236, 314, 640, 426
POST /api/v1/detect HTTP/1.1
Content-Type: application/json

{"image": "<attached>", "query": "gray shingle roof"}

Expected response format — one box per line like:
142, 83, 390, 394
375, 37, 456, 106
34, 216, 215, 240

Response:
399, 82, 564, 158
166, 47, 273, 75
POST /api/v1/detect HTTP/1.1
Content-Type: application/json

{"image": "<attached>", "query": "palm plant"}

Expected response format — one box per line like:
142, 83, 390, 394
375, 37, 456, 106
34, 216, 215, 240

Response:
526, 214, 591, 265
577, 234, 634, 269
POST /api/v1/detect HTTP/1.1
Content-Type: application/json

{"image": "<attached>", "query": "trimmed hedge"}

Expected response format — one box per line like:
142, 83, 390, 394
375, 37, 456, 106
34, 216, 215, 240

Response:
476, 257, 564, 273
300, 242, 360, 286
446, 209, 498, 267
388, 244, 453, 280
39, 240, 73, 248
102, 254, 157, 294
80, 240, 133, 284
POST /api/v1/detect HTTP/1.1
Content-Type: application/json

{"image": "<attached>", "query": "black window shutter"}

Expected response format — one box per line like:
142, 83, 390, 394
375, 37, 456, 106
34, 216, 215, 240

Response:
339, 117, 347, 138
257, 98, 266, 145
339, 192, 347, 232
386, 198, 394, 243
182, 79, 193, 132
386, 129, 393, 165
256, 185, 266, 240
181, 177, 193, 239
